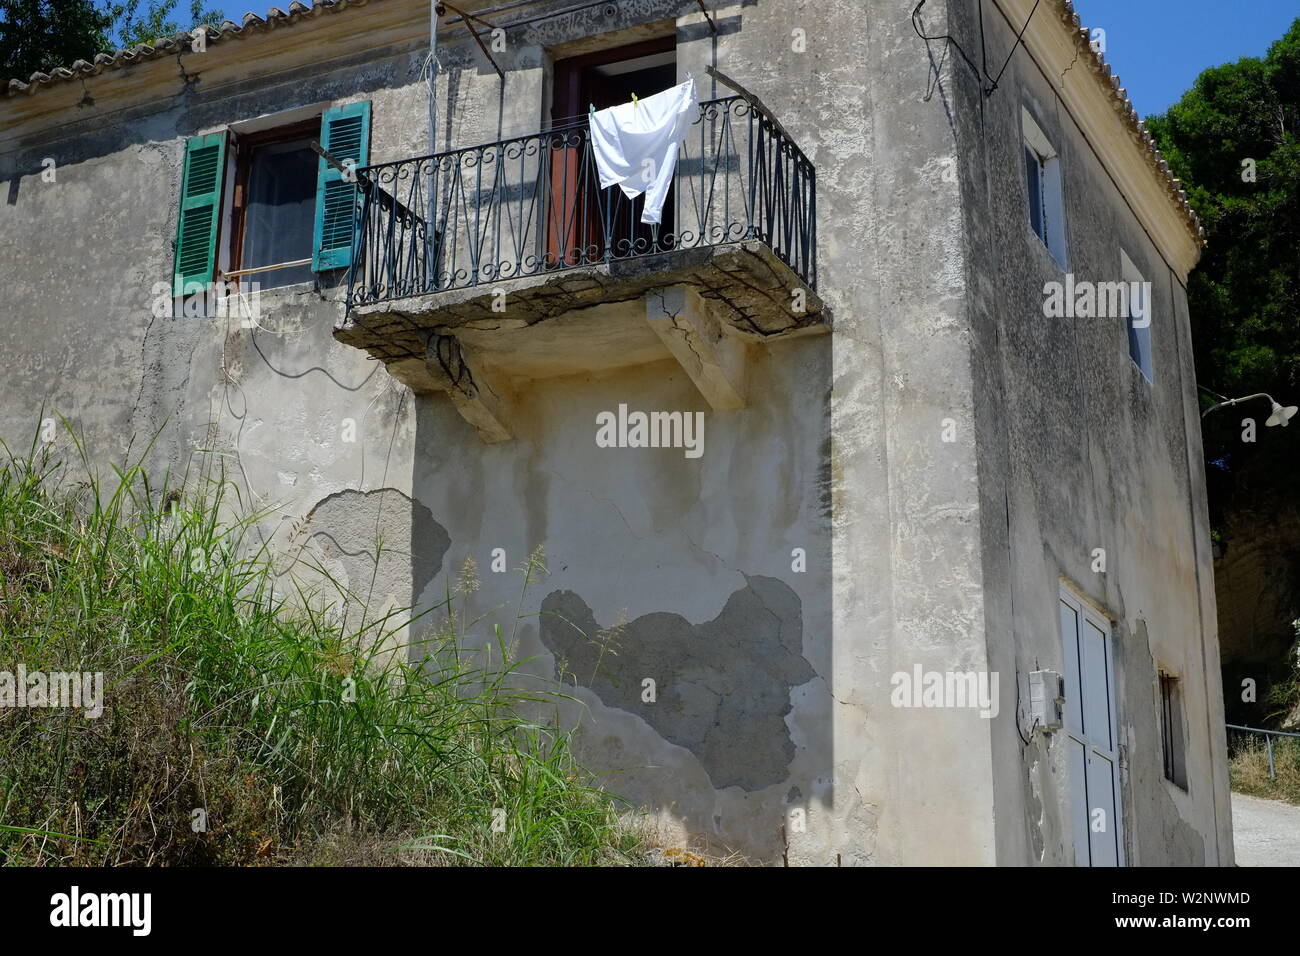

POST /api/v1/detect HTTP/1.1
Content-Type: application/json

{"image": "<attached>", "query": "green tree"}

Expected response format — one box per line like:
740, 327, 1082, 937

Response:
0, 0, 113, 80
1148, 18, 1300, 407
110, 0, 223, 50
0, 0, 223, 82
1154, 20, 1300, 718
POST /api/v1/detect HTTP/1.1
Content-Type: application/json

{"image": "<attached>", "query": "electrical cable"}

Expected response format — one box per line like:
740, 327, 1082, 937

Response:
911, 0, 985, 86
985, 0, 1043, 95
912, 0, 1042, 98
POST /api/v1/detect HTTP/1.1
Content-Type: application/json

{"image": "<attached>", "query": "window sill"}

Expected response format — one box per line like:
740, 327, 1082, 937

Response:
1026, 225, 1067, 273
1161, 774, 1191, 803
1129, 356, 1154, 387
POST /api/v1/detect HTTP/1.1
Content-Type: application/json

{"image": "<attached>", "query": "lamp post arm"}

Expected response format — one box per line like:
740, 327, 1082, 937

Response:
1201, 393, 1275, 419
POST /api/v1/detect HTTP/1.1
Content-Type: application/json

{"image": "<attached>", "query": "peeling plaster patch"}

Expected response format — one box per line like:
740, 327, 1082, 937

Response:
1155, 790, 1207, 866
297, 488, 448, 607
539, 575, 814, 791
1025, 749, 1046, 862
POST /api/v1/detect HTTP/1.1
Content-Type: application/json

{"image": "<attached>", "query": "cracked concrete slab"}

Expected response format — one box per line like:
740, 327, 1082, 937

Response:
335, 240, 826, 373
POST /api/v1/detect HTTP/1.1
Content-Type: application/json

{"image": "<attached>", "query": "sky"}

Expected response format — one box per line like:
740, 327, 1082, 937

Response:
1070, 0, 1300, 118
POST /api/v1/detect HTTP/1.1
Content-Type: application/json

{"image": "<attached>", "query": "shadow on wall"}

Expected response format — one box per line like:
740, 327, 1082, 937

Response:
401, 325, 836, 861
540, 576, 815, 791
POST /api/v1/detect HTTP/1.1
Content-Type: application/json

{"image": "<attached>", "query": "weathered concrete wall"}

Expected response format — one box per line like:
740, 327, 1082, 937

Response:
0, 0, 994, 865
946, 0, 1232, 864
0, 0, 844, 863
0, 40, 438, 656
841, 0, 995, 866
410, 343, 835, 856
0, 0, 1226, 865
407, 0, 992, 865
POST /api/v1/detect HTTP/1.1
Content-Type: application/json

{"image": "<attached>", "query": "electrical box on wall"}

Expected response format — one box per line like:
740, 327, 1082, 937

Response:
1029, 670, 1064, 732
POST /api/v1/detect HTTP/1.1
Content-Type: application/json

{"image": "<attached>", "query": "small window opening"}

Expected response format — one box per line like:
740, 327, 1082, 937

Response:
229, 118, 322, 289
1121, 248, 1153, 382
1021, 107, 1066, 267
1160, 672, 1188, 790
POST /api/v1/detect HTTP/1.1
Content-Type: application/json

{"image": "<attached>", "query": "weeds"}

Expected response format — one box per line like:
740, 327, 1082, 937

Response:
1230, 736, 1300, 805
0, 423, 641, 866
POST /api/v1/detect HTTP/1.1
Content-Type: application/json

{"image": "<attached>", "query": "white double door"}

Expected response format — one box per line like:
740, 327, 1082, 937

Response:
1059, 590, 1123, 866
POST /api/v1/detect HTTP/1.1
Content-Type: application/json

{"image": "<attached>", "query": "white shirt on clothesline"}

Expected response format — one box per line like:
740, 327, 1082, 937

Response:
588, 77, 697, 226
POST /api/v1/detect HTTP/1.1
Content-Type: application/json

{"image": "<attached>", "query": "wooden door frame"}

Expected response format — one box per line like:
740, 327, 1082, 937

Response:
546, 34, 677, 267
550, 34, 677, 127
225, 117, 323, 285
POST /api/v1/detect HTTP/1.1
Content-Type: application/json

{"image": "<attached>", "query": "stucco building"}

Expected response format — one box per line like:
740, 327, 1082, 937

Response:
0, 0, 1232, 864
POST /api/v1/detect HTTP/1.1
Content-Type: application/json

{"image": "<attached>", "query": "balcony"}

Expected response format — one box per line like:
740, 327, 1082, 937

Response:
334, 81, 824, 441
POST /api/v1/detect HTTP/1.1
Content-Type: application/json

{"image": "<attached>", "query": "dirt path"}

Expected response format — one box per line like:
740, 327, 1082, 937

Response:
1231, 791, 1300, 866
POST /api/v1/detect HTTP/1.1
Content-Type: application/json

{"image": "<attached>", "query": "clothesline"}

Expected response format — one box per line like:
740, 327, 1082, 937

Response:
429, 81, 712, 153
428, 108, 613, 145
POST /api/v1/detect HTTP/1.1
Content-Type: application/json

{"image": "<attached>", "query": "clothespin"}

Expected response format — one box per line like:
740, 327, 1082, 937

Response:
589, 103, 595, 116
631, 92, 639, 105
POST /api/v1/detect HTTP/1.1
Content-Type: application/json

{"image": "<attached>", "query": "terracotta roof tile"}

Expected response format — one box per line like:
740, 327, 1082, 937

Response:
4, 0, 373, 97
1055, 0, 1204, 245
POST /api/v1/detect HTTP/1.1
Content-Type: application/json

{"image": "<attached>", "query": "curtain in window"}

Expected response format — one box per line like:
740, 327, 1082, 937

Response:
242, 138, 317, 287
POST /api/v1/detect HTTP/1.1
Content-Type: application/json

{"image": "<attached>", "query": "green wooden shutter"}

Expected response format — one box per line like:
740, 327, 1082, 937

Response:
172, 132, 228, 296
312, 101, 371, 272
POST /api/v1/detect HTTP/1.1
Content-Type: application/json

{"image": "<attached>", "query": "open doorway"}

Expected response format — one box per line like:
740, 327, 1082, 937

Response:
547, 36, 678, 267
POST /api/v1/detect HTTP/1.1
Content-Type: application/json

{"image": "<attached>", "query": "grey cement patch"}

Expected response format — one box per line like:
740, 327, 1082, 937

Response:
1156, 793, 1209, 866
539, 574, 813, 791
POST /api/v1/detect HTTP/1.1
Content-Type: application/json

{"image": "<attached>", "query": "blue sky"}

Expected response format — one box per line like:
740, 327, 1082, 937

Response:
1070, 0, 1300, 118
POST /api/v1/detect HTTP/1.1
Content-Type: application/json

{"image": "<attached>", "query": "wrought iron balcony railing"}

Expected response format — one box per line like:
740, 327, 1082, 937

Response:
344, 93, 816, 313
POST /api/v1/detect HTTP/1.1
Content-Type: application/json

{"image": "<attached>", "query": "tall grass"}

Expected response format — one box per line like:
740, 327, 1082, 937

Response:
1230, 736, 1300, 805
0, 424, 640, 866
1230, 624, 1300, 805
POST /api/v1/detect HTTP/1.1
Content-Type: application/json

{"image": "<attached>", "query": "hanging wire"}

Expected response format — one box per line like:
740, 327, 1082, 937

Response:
423, 48, 440, 151
911, 0, 1043, 98
985, 0, 1042, 95
911, 0, 984, 85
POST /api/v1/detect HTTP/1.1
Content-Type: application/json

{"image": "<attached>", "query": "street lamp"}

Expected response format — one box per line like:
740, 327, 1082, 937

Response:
1201, 392, 1298, 427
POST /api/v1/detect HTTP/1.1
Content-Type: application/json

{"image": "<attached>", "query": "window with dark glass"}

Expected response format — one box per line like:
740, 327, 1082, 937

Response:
1025, 144, 1046, 242
1121, 248, 1153, 382
1160, 672, 1188, 790
229, 119, 321, 289
1021, 108, 1066, 267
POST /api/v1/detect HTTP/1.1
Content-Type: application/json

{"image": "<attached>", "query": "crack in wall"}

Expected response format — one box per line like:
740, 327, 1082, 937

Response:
1057, 34, 1084, 89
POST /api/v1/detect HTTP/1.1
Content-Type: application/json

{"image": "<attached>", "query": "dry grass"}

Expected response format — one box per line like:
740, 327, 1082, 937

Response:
0, 424, 645, 866
628, 817, 754, 866
1230, 736, 1300, 805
